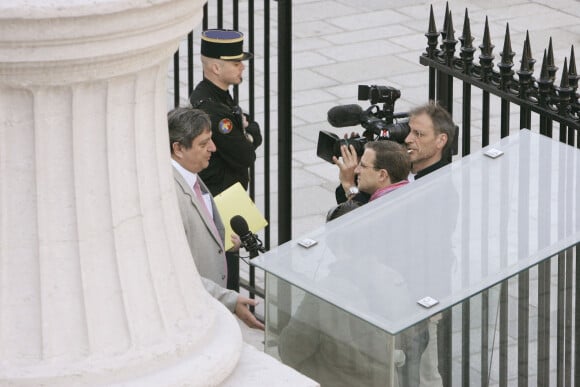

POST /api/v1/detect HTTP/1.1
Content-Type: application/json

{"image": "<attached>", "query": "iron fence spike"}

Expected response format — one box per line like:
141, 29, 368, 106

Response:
540, 50, 550, 81
520, 50, 530, 72
547, 38, 555, 67
560, 57, 570, 88
524, 31, 536, 71
520, 35, 532, 73
500, 23, 514, 65
479, 17, 494, 57
545, 37, 558, 81
442, 2, 449, 32
569, 45, 577, 77
428, 4, 437, 34
446, 11, 455, 41
424, 4, 440, 58
460, 8, 474, 48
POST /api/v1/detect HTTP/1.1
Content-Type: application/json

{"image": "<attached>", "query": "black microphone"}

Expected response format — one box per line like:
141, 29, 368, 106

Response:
327, 104, 364, 127
230, 215, 265, 258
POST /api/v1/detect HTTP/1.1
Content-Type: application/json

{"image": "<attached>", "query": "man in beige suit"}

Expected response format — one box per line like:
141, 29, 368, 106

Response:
169, 106, 264, 330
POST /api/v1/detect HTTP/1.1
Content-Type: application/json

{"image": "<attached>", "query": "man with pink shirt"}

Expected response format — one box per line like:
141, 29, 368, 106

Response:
355, 141, 410, 201
338, 140, 410, 202
327, 140, 410, 221
333, 101, 456, 206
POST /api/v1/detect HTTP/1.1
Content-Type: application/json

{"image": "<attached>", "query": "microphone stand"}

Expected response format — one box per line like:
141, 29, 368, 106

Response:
240, 233, 266, 313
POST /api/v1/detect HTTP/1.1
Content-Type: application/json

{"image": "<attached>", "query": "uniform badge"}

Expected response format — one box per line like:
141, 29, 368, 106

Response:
218, 118, 233, 134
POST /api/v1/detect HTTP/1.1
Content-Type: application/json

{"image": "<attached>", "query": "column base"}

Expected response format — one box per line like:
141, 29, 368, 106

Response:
222, 344, 319, 387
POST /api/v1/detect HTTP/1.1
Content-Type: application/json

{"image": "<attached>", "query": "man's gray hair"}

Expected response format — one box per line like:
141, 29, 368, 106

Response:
408, 101, 456, 155
168, 106, 211, 154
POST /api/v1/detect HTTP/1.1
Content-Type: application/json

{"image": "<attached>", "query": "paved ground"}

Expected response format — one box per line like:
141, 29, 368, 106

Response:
168, 0, 580, 380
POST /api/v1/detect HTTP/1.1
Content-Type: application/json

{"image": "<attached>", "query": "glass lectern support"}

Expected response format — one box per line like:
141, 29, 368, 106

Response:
253, 130, 580, 386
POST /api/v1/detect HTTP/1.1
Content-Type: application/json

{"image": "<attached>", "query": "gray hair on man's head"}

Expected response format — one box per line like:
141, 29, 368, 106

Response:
168, 106, 211, 154
408, 100, 456, 155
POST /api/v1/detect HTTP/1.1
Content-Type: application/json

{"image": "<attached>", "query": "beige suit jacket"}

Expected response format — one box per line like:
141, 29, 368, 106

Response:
173, 166, 238, 311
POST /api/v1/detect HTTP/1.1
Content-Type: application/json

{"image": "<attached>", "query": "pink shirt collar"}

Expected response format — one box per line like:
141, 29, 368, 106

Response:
369, 180, 409, 201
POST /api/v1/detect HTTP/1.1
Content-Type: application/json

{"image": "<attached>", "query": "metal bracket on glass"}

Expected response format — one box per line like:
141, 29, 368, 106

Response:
298, 238, 318, 248
484, 148, 504, 159
417, 296, 439, 308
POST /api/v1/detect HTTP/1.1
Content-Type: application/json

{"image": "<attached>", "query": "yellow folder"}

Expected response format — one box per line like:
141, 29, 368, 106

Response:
214, 182, 268, 251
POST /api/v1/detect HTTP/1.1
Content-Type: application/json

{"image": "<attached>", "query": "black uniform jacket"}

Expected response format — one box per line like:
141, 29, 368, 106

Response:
190, 79, 257, 195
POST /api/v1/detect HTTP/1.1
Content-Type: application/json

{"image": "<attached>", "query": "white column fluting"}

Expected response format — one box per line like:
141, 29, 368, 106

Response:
0, 1, 243, 385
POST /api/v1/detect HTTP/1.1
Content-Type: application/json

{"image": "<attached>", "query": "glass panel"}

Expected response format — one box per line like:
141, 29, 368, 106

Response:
265, 274, 399, 387
253, 130, 580, 334
458, 283, 502, 385
265, 274, 506, 387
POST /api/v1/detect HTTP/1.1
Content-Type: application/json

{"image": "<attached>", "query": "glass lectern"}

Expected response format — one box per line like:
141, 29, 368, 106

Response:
252, 130, 580, 386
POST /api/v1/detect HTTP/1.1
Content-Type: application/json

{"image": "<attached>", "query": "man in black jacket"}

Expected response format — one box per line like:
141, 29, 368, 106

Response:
190, 29, 262, 194
189, 29, 262, 291
404, 101, 455, 181
333, 101, 455, 204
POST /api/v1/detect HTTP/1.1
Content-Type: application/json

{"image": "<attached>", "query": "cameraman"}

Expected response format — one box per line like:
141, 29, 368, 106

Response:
330, 101, 457, 386
328, 141, 410, 221
334, 101, 455, 204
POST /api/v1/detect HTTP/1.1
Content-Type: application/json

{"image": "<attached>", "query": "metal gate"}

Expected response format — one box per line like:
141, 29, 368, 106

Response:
420, 4, 579, 386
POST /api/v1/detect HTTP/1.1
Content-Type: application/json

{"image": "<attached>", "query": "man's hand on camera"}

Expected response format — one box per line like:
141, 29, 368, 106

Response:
332, 143, 358, 192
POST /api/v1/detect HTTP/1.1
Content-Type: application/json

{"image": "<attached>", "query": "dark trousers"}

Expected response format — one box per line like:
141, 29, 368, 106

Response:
226, 251, 240, 291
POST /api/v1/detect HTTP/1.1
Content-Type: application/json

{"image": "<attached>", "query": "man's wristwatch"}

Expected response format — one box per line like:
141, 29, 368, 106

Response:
345, 186, 359, 200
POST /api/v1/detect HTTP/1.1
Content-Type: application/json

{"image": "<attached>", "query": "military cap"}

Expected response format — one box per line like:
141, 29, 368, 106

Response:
201, 29, 253, 61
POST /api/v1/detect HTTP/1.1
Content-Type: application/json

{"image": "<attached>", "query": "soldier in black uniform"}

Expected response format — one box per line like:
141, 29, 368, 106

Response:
190, 29, 262, 291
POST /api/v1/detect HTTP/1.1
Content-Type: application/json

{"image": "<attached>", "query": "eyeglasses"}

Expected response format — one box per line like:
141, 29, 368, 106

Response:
408, 129, 429, 139
357, 161, 379, 170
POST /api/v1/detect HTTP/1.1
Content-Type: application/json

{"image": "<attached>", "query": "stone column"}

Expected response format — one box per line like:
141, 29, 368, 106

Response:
0, 1, 243, 385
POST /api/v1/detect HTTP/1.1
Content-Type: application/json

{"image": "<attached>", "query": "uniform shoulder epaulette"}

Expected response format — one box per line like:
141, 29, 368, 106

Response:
191, 97, 214, 108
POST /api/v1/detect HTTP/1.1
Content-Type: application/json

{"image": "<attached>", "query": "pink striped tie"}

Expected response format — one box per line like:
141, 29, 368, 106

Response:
193, 179, 222, 246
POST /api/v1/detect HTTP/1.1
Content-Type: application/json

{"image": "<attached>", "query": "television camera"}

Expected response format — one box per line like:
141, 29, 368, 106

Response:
317, 85, 410, 163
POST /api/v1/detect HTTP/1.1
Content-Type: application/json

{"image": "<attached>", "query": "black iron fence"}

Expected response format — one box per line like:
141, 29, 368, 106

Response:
420, 4, 579, 152
420, 4, 579, 386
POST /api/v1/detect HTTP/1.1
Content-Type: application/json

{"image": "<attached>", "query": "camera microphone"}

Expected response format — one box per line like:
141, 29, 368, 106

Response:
230, 215, 265, 259
327, 104, 364, 127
